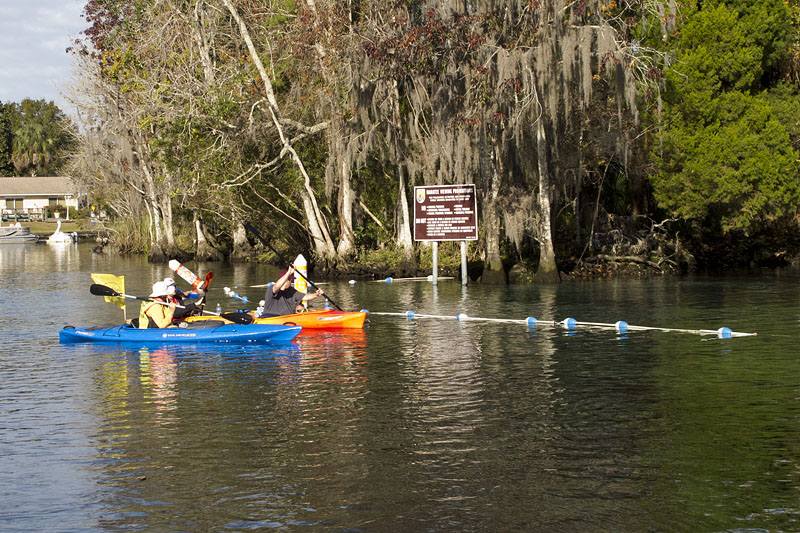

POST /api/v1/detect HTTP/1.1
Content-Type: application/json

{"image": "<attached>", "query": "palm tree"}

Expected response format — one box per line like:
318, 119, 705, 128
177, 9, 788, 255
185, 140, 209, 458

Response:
10, 99, 72, 176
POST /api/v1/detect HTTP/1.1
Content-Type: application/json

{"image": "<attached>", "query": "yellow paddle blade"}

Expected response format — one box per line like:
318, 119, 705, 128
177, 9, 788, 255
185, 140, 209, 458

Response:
90, 273, 126, 310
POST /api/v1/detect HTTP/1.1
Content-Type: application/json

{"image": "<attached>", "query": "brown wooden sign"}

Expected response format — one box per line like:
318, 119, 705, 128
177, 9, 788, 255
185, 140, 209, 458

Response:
413, 184, 477, 241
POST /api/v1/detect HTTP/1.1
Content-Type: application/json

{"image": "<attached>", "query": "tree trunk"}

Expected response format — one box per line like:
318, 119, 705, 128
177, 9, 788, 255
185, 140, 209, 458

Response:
481, 164, 505, 283
231, 221, 254, 262
482, 129, 505, 283
396, 162, 415, 266
223, 0, 337, 261
482, 201, 506, 283
142, 164, 183, 262
533, 113, 560, 284
336, 159, 356, 258
195, 217, 224, 261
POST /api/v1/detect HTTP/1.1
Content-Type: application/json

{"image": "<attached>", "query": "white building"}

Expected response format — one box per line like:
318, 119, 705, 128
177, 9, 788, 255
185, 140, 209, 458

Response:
0, 177, 81, 221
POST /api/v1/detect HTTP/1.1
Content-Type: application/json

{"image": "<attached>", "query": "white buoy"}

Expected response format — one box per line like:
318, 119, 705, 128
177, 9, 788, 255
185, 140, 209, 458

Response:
562, 318, 577, 330
349, 279, 357, 285
457, 313, 468, 321
294, 254, 308, 293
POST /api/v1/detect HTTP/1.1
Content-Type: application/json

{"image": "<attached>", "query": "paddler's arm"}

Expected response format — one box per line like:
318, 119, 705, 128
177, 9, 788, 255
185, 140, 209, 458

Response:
302, 287, 324, 302
147, 300, 176, 328
273, 266, 295, 294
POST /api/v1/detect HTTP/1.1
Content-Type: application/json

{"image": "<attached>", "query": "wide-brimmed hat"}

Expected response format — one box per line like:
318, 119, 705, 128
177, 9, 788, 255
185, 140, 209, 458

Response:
150, 281, 171, 297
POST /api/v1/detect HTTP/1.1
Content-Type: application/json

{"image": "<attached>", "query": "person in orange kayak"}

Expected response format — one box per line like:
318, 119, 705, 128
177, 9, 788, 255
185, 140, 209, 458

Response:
139, 281, 177, 328
261, 265, 324, 317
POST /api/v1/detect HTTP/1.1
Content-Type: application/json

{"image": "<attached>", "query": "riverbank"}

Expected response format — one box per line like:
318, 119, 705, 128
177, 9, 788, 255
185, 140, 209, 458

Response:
23, 220, 105, 242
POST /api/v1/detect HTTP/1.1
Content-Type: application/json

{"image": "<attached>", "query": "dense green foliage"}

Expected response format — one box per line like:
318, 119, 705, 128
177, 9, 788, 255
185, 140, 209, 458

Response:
0, 99, 76, 177
651, 0, 800, 239
0, 101, 14, 176
63, 0, 800, 273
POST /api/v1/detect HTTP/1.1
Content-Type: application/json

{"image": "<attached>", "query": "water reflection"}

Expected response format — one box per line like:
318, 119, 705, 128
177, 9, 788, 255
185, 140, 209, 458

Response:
47, 240, 78, 269
138, 346, 178, 420
1, 244, 799, 531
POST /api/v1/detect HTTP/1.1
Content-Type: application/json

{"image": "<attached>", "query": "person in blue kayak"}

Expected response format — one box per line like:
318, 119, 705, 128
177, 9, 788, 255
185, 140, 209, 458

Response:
139, 281, 177, 328
163, 277, 204, 320
261, 265, 324, 317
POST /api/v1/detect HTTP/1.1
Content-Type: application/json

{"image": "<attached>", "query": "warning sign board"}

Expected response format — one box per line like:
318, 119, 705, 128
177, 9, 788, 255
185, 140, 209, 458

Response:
413, 184, 478, 241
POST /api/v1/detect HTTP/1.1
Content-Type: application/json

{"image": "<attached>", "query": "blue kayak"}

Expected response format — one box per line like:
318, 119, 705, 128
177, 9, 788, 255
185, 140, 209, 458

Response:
59, 321, 301, 344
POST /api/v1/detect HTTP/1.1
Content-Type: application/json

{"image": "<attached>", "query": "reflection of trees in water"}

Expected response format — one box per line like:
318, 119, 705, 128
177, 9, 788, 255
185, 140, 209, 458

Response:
138, 347, 178, 423
90, 343, 315, 529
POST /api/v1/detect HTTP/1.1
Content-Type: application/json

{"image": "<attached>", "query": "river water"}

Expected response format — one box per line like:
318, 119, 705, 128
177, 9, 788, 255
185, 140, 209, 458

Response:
0, 242, 798, 531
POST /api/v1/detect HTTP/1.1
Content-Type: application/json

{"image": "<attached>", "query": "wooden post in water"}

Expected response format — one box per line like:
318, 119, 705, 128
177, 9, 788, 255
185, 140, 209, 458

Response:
461, 241, 468, 285
432, 241, 438, 284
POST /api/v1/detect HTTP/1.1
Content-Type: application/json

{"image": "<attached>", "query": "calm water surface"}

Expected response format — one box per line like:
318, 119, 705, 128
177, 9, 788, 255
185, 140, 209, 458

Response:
0, 243, 798, 531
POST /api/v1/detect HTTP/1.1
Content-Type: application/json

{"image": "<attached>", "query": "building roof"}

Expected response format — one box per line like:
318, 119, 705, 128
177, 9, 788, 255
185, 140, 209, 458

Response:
0, 177, 79, 197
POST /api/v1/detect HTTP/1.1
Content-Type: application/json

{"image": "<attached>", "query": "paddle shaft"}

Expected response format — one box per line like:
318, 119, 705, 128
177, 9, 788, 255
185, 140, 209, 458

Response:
89, 284, 249, 323
243, 222, 344, 311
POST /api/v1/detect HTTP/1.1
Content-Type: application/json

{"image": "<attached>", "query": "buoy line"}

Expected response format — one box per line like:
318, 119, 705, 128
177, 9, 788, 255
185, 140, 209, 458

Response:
365, 311, 756, 339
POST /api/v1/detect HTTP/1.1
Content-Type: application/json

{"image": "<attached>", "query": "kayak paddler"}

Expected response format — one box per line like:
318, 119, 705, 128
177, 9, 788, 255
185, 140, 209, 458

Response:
260, 265, 324, 317
139, 281, 177, 328
163, 277, 204, 320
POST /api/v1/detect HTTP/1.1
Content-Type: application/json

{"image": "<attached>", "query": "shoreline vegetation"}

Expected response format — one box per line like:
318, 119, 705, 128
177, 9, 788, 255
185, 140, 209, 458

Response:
85, 212, 799, 283
3, 1, 799, 282
18, 216, 799, 282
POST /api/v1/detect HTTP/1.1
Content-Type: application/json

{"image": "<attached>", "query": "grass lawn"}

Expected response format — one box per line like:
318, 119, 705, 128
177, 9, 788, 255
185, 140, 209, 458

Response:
16, 220, 87, 233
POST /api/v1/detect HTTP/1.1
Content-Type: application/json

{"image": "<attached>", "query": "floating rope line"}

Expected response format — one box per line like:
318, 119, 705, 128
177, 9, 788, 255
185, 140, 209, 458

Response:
223, 286, 249, 304
365, 311, 756, 339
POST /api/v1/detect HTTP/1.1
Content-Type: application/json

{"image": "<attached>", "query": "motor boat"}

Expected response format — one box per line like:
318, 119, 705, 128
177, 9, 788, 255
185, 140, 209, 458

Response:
0, 222, 39, 243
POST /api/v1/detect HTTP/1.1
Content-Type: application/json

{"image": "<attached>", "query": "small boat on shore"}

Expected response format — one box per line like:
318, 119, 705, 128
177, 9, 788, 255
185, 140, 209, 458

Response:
186, 308, 368, 329
0, 225, 39, 243
59, 321, 302, 344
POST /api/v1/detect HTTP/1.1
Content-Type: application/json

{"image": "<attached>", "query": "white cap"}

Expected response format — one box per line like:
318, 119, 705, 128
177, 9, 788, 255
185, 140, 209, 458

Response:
150, 281, 171, 297
163, 278, 177, 295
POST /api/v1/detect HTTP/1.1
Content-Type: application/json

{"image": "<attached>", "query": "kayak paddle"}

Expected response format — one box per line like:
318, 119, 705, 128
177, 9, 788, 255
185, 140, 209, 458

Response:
168, 259, 212, 304
243, 222, 345, 311
89, 284, 253, 324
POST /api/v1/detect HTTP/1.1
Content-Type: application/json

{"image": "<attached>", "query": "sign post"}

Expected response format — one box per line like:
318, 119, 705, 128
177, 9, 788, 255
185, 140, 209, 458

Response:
414, 184, 477, 285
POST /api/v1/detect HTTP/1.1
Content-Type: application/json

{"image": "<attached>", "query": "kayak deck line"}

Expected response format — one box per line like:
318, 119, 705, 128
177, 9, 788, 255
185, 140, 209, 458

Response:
59, 322, 302, 344
366, 311, 756, 339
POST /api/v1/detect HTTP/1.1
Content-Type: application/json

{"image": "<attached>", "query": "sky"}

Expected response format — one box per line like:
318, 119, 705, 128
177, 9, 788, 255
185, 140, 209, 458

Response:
0, 0, 87, 115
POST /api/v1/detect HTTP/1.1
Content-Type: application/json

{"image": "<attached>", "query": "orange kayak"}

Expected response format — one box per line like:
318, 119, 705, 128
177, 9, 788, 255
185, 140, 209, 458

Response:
186, 309, 367, 329
255, 309, 367, 329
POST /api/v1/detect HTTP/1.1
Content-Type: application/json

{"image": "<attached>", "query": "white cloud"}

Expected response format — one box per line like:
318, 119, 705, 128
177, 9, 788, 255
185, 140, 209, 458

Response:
0, 0, 85, 113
